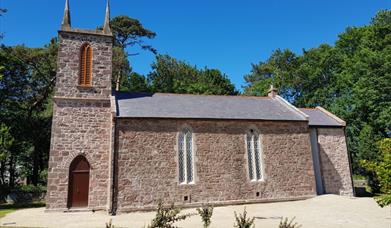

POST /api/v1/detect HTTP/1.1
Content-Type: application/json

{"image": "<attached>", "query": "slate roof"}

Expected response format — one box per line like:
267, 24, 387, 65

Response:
114, 92, 307, 121
299, 108, 345, 127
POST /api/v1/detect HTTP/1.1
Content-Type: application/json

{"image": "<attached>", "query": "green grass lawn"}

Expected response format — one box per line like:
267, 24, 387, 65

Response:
0, 201, 45, 219
0, 208, 16, 219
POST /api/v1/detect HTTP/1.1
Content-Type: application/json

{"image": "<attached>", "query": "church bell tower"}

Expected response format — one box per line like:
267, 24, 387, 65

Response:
46, 0, 115, 211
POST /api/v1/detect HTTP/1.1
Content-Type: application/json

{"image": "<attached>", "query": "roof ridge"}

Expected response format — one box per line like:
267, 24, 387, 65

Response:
116, 91, 272, 99
299, 107, 317, 110
315, 106, 346, 126
154, 93, 271, 99
274, 96, 309, 120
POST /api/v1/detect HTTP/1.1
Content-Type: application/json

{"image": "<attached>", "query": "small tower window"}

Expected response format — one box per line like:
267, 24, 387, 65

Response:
79, 43, 93, 86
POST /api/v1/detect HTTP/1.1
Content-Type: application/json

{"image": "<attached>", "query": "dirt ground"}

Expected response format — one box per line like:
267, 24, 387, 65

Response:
0, 195, 390, 228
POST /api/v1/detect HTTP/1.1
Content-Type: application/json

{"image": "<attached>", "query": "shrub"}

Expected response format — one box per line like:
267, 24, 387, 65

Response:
39, 169, 48, 185
147, 200, 194, 228
361, 138, 391, 207
17, 184, 46, 194
375, 193, 391, 207
278, 217, 302, 228
1, 184, 46, 203
105, 219, 114, 228
196, 205, 213, 228
233, 207, 255, 228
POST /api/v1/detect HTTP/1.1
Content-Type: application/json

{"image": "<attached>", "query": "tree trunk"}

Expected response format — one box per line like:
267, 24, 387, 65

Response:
32, 146, 39, 186
0, 161, 5, 185
115, 71, 121, 91
9, 155, 15, 187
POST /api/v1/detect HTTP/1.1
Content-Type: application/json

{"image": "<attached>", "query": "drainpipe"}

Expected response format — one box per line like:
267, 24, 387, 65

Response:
109, 94, 118, 215
110, 117, 118, 215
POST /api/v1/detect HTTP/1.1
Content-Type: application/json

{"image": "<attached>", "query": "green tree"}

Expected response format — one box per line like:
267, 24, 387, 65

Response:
0, 124, 14, 185
127, 72, 149, 92
110, 16, 156, 91
148, 54, 238, 95
244, 49, 299, 100
0, 38, 57, 186
112, 46, 131, 90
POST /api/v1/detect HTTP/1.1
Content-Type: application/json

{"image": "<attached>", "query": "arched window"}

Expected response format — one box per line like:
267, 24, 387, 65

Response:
79, 43, 93, 86
247, 129, 263, 181
178, 128, 194, 184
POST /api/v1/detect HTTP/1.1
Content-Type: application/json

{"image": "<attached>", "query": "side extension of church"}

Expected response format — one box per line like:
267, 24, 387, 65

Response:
46, 0, 354, 213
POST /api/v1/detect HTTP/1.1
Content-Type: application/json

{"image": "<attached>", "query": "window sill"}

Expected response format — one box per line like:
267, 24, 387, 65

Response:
77, 85, 93, 89
179, 181, 195, 186
250, 179, 265, 183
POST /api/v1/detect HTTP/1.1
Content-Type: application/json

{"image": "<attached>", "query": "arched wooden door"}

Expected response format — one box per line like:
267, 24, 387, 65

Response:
68, 156, 90, 208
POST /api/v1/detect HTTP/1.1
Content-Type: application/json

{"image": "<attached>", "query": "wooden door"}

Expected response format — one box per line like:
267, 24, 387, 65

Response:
68, 156, 90, 208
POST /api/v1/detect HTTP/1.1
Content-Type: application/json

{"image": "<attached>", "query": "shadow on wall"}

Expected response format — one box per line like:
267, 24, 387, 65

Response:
318, 144, 343, 195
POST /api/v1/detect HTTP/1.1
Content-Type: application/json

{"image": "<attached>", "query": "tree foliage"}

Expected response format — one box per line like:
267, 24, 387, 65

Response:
243, 10, 391, 177
0, 124, 14, 185
197, 205, 214, 228
233, 207, 255, 228
111, 16, 156, 53
361, 138, 391, 207
0, 39, 57, 187
110, 16, 156, 91
148, 55, 238, 95
279, 217, 302, 228
112, 46, 131, 90
147, 201, 194, 228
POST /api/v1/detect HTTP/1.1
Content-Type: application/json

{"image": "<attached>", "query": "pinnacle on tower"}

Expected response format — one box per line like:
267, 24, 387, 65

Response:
103, 0, 112, 34
61, 0, 71, 30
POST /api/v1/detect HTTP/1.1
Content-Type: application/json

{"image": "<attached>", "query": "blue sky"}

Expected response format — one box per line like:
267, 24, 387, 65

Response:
1, 0, 389, 90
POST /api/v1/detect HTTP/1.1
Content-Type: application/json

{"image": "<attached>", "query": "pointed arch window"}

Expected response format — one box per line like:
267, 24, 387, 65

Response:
247, 129, 263, 181
79, 43, 93, 86
178, 128, 194, 184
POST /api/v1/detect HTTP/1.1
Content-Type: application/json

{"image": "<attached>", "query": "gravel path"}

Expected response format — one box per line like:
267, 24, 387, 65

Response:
1, 195, 390, 228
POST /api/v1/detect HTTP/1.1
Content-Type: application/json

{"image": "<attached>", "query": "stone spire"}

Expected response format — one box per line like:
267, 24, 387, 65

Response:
61, 0, 71, 30
103, 0, 112, 34
267, 84, 278, 98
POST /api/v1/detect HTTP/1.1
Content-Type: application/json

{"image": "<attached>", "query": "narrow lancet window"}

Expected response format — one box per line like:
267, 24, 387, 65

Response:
178, 128, 194, 184
79, 43, 93, 86
247, 129, 263, 181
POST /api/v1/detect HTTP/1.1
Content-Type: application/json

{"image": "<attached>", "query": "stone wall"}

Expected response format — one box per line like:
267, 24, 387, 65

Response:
114, 119, 316, 212
46, 99, 112, 210
317, 128, 353, 196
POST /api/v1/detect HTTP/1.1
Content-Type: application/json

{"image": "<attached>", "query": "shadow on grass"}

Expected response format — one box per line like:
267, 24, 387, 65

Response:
0, 202, 45, 210
354, 187, 374, 197
0, 201, 45, 222
0, 202, 45, 227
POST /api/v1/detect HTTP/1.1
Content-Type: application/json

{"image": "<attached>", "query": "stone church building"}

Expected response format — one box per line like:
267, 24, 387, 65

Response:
46, 0, 354, 213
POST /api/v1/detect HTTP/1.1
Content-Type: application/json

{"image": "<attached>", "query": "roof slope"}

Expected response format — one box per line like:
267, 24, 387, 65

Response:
299, 107, 345, 127
115, 92, 307, 121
